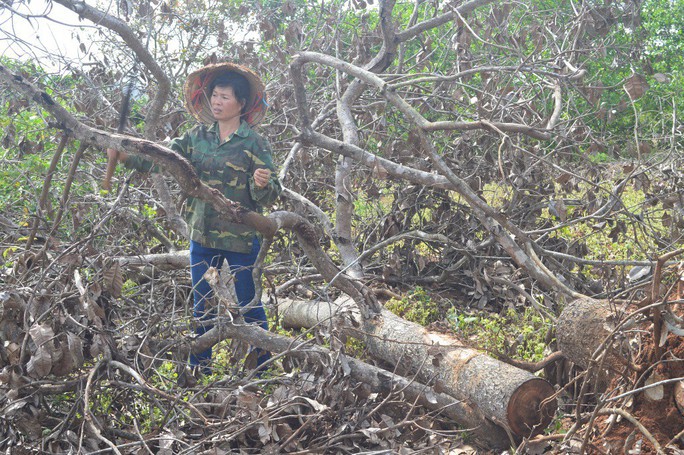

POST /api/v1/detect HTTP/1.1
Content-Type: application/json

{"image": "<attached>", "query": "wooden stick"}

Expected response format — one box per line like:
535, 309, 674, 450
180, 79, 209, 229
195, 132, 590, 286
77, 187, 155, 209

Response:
102, 149, 118, 191
103, 83, 133, 190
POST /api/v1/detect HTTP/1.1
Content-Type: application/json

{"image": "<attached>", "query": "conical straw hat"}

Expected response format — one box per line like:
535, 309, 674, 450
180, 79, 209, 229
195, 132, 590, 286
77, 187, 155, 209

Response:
184, 62, 267, 127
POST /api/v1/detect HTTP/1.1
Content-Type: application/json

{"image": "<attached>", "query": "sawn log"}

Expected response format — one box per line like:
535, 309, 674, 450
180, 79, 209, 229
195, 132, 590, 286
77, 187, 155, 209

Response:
556, 297, 629, 390
279, 297, 557, 439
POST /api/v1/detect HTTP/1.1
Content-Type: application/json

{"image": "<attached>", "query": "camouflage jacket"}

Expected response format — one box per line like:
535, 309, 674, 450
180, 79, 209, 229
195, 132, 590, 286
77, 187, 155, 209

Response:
125, 120, 282, 253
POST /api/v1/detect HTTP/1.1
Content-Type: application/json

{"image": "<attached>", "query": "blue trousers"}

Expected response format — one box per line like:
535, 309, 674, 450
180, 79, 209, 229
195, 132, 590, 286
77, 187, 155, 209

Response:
189, 239, 270, 370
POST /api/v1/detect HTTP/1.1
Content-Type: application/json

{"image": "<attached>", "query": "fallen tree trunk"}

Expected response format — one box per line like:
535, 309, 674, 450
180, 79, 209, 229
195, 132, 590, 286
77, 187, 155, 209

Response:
279, 297, 557, 439
191, 318, 511, 448
193, 268, 510, 449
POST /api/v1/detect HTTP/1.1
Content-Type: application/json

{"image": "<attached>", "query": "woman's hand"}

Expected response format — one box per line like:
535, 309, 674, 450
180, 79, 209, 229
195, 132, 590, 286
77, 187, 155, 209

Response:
253, 168, 271, 188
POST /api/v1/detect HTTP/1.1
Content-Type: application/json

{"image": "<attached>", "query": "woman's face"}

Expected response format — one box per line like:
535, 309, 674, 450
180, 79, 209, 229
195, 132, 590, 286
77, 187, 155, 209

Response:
210, 85, 245, 122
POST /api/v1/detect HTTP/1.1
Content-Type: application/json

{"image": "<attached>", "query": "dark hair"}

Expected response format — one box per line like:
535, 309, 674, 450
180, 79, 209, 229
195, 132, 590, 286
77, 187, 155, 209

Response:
209, 72, 251, 115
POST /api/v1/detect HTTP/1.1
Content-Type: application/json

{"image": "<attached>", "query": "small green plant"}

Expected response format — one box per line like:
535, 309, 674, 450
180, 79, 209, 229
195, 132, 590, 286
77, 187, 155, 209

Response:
344, 336, 367, 359
386, 286, 441, 326
147, 360, 180, 390
140, 203, 158, 219
121, 279, 138, 297
588, 151, 611, 163
448, 307, 551, 362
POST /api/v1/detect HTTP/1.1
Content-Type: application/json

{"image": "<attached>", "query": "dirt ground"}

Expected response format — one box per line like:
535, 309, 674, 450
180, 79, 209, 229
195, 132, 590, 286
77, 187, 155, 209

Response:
586, 333, 684, 454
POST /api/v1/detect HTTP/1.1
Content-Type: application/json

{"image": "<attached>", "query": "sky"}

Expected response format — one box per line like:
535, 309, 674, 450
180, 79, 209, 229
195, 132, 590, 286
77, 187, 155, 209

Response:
0, 0, 95, 71
1, 0, 263, 75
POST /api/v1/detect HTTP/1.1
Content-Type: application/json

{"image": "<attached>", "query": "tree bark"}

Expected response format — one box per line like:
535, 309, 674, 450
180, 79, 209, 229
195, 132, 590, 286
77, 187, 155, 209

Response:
556, 297, 629, 389
279, 297, 557, 439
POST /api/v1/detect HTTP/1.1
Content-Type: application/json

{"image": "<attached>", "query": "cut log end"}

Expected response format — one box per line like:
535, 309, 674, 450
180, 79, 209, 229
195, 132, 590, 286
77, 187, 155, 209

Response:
506, 378, 557, 438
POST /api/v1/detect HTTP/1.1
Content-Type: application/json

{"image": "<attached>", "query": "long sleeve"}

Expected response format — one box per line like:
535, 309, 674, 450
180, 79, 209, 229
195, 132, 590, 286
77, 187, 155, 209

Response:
121, 121, 279, 253
123, 131, 192, 173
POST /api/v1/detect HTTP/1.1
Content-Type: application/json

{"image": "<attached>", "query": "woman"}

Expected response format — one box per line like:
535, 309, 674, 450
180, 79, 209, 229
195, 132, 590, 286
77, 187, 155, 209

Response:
107, 63, 282, 374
